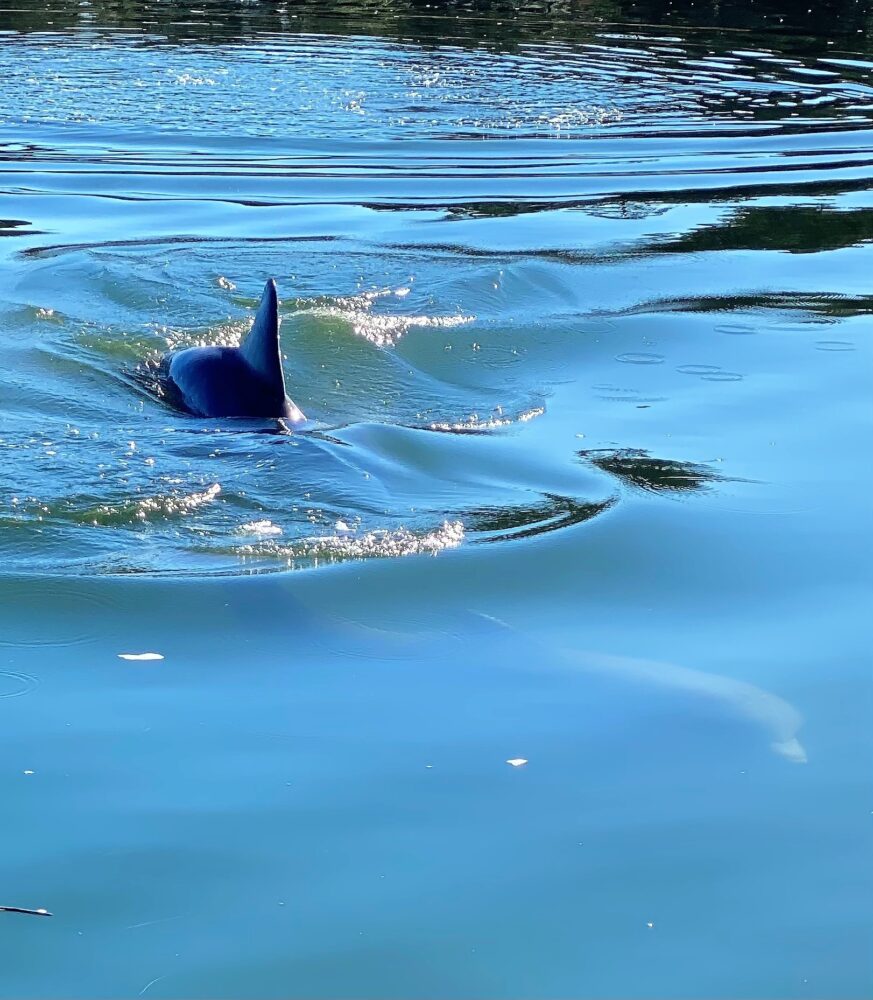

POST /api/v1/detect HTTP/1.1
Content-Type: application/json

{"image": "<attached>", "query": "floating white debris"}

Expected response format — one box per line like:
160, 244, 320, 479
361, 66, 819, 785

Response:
647, 922, 654, 929
118, 652, 164, 662
506, 758, 528, 767
23, 770, 34, 775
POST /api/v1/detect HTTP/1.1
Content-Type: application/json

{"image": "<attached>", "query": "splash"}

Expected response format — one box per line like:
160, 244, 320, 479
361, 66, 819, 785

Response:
97, 483, 222, 524
428, 406, 544, 433
234, 520, 465, 569
300, 290, 473, 347
237, 520, 283, 536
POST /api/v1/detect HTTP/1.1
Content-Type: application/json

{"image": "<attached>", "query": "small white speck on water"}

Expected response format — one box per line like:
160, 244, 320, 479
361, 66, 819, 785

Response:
23, 770, 34, 775
118, 652, 164, 661
647, 921, 654, 928
506, 758, 528, 767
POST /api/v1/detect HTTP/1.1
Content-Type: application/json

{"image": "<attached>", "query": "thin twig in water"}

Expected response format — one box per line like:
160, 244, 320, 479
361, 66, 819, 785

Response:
126, 914, 183, 931
0, 905, 52, 916
138, 975, 166, 996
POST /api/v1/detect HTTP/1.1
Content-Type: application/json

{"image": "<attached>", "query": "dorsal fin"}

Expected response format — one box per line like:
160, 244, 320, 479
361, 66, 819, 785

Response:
239, 279, 285, 392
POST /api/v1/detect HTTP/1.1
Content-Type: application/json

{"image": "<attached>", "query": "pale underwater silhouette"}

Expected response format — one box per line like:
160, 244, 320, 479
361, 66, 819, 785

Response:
474, 613, 807, 764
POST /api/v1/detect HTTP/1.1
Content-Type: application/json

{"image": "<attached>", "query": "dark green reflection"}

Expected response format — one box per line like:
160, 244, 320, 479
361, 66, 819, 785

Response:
656, 206, 873, 255
579, 449, 724, 493
468, 493, 616, 542
0, 219, 35, 238
4, 0, 871, 47
636, 293, 873, 319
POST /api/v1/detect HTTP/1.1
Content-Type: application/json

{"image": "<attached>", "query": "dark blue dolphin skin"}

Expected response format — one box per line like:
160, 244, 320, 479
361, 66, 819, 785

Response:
163, 279, 305, 421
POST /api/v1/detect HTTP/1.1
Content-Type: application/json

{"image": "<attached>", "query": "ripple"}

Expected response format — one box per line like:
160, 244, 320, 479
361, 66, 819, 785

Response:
814, 340, 855, 352
616, 352, 665, 365
676, 365, 723, 376
592, 385, 668, 404
0, 670, 40, 699
0, 584, 121, 646
715, 324, 756, 336
0, 15, 868, 581
700, 371, 744, 382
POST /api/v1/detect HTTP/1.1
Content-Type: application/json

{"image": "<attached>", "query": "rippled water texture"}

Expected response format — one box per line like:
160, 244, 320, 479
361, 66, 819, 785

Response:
0, 1, 871, 997
3, 3, 873, 574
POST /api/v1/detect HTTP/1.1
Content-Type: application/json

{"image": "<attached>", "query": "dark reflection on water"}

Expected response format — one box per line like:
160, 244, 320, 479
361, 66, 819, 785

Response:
468, 493, 616, 542
0, 218, 36, 237
7, 0, 873, 46
635, 291, 873, 318
579, 449, 725, 494
655, 205, 873, 255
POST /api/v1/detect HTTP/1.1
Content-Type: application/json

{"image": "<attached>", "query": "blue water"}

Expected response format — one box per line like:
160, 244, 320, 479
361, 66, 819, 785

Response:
0, 2, 871, 996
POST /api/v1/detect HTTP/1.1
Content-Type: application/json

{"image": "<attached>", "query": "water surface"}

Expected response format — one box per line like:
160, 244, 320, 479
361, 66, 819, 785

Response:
0, 1, 871, 996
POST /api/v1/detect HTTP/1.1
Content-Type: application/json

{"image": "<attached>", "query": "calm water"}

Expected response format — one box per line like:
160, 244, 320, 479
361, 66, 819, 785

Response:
0, 1, 871, 996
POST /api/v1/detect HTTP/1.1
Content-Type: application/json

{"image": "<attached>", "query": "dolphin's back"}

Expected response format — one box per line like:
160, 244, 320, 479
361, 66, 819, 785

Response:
166, 346, 295, 419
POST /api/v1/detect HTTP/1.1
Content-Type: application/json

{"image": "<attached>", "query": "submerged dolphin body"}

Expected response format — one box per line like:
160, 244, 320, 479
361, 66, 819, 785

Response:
163, 279, 305, 421
472, 613, 807, 763
559, 648, 808, 763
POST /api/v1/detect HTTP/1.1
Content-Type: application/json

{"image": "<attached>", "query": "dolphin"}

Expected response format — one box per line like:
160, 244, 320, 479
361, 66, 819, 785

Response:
163, 279, 305, 421
470, 612, 807, 763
